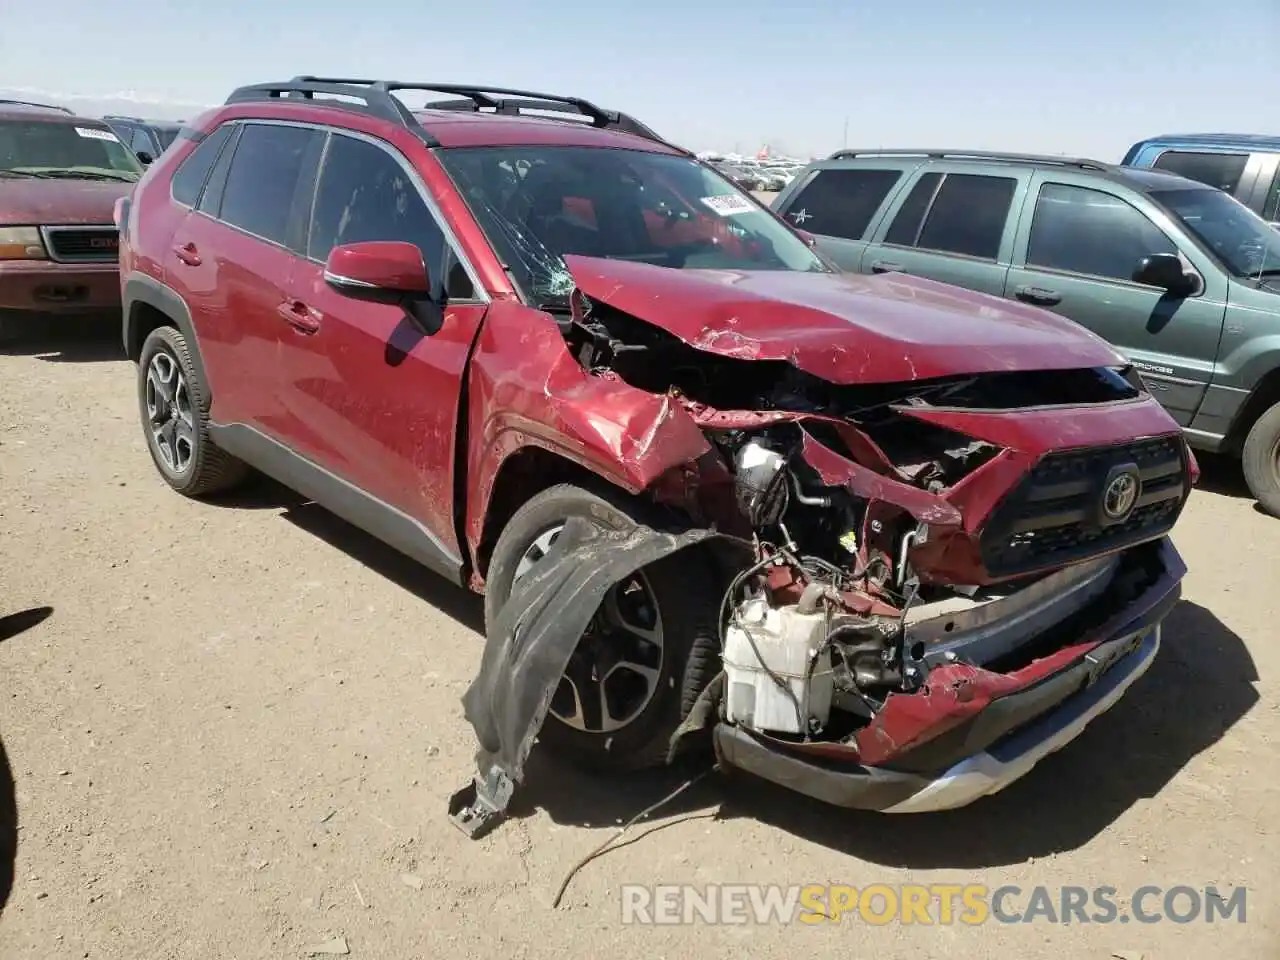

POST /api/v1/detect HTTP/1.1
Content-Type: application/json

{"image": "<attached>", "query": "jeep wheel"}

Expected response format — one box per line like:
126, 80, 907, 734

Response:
484, 484, 720, 772
1243, 402, 1280, 518
137, 326, 248, 497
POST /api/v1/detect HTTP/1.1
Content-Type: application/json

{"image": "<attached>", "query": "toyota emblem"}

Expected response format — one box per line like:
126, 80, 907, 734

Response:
1102, 471, 1140, 521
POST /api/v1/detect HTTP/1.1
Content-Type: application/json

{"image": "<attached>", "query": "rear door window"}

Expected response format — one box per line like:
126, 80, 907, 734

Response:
884, 172, 943, 246
1026, 182, 1178, 282
778, 168, 903, 240
218, 123, 320, 247
1151, 150, 1250, 193
169, 122, 234, 207
886, 172, 1016, 260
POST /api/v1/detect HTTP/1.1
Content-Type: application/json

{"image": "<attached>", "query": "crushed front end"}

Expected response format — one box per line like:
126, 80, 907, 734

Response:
451, 271, 1195, 835
676, 366, 1192, 813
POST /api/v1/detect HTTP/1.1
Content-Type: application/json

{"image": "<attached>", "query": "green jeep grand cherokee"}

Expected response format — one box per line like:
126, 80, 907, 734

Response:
773, 150, 1280, 514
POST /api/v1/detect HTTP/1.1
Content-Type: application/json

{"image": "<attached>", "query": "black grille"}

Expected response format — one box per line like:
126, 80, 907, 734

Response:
43, 227, 119, 263
980, 435, 1187, 578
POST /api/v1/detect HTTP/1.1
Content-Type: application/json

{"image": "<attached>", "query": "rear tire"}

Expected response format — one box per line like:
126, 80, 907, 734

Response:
484, 484, 721, 772
137, 325, 248, 497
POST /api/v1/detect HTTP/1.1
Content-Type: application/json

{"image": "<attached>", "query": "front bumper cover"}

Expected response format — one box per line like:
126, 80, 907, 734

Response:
713, 536, 1184, 813
449, 520, 1183, 836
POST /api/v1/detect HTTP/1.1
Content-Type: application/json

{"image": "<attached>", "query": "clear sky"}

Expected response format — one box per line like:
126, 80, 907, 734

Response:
1, 0, 1276, 160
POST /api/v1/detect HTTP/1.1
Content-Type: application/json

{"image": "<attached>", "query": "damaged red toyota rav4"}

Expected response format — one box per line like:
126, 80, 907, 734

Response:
116, 78, 1195, 837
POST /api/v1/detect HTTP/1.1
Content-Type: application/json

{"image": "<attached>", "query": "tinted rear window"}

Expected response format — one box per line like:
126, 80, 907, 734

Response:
1151, 150, 1249, 193
218, 123, 318, 246
885, 172, 943, 246
886, 172, 1016, 260
170, 123, 234, 207
779, 168, 902, 240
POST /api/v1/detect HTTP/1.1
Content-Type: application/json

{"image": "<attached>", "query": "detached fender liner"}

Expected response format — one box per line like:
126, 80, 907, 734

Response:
450, 516, 724, 837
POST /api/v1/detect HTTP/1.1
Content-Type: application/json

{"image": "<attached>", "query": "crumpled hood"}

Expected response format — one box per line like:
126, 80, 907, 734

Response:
562, 256, 1126, 384
0, 179, 133, 226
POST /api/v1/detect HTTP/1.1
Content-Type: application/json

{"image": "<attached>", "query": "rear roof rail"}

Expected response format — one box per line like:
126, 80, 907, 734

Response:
828, 148, 1111, 171
223, 77, 676, 150
0, 98, 74, 115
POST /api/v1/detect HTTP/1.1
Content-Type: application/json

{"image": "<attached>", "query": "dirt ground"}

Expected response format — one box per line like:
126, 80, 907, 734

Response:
1, 325, 1277, 960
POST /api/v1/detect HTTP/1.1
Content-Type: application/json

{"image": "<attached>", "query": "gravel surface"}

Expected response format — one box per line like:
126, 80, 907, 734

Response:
1, 326, 1276, 959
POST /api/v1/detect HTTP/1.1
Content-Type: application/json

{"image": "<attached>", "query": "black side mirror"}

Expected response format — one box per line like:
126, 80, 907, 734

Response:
1132, 253, 1198, 296
136, 150, 154, 166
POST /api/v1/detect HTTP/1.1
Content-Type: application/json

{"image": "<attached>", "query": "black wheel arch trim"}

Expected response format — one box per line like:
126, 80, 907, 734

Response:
122, 274, 211, 402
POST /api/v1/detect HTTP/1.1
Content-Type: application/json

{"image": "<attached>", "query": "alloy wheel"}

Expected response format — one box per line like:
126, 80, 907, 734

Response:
144, 350, 195, 475
513, 525, 664, 734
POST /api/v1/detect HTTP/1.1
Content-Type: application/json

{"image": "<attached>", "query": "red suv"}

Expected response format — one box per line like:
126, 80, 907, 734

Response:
0, 99, 142, 336
117, 78, 1194, 834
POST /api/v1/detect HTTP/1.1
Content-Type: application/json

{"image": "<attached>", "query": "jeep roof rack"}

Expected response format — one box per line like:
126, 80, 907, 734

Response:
828, 148, 1111, 171
223, 77, 676, 150
0, 98, 74, 115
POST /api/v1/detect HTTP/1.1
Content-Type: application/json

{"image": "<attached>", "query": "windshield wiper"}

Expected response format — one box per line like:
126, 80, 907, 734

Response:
29, 169, 138, 182
0, 169, 54, 179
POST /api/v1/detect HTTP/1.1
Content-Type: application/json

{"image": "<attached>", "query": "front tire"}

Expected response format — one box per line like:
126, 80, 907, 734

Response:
484, 484, 721, 772
1242, 401, 1280, 517
137, 325, 248, 497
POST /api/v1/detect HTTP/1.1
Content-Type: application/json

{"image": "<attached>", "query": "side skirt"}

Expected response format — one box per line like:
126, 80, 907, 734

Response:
208, 423, 465, 586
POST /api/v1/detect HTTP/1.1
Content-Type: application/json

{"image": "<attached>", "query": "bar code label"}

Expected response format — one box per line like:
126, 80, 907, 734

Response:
700, 194, 755, 217
76, 127, 120, 142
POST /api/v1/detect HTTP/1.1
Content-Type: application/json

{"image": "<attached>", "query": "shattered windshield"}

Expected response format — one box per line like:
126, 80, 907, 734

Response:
437, 145, 827, 306
1151, 187, 1280, 280
0, 119, 143, 181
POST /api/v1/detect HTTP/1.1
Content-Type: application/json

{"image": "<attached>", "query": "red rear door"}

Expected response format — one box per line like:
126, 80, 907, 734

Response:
165, 121, 323, 430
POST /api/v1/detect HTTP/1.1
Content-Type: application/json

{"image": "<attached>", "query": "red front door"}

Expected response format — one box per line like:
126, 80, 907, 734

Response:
275, 258, 485, 563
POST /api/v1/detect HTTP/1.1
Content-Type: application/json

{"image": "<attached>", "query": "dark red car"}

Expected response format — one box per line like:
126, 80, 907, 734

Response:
116, 78, 1194, 836
0, 99, 141, 335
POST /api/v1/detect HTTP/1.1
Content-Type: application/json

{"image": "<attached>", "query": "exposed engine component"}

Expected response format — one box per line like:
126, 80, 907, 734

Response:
733, 439, 789, 528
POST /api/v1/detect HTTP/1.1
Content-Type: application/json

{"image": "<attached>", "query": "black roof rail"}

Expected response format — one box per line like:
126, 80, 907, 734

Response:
103, 114, 182, 126
224, 78, 423, 130
223, 77, 676, 150
416, 95, 669, 142
0, 98, 73, 115
828, 148, 1111, 171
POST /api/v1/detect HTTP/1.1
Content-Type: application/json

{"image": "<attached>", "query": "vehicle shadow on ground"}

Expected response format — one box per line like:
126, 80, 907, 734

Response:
0, 318, 125, 363
273, 496, 486, 634
0, 735, 14, 916
516, 599, 1258, 869
202, 477, 484, 627
0, 605, 54, 914
1193, 452, 1254, 501
205, 474, 311, 511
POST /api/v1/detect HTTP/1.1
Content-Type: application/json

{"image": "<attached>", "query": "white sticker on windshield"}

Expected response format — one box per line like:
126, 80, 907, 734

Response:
75, 126, 119, 142
700, 194, 755, 217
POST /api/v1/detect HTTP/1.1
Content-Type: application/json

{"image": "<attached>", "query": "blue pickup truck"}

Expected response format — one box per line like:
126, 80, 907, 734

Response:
1122, 134, 1280, 226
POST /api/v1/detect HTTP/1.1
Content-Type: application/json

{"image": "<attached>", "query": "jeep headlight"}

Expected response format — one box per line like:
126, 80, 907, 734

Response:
0, 227, 47, 260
